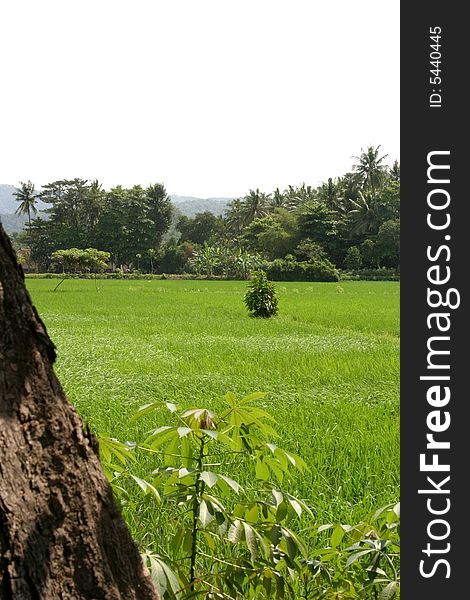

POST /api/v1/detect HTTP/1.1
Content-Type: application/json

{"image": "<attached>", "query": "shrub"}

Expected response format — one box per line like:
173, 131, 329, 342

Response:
339, 268, 400, 281
344, 246, 363, 270
244, 270, 279, 318
263, 258, 339, 282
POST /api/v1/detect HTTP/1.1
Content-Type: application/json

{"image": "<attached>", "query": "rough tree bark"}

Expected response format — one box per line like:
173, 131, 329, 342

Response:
0, 224, 159, 599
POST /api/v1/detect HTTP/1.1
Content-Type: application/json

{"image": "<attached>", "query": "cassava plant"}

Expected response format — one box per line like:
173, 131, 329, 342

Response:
244, 270, 279, 318
99, 392, 311, 599
97, 395, 400, 599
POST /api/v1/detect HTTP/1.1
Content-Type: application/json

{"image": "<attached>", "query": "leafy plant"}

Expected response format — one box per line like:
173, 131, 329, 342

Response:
97, 394, 400, 599
300, 503, 400, 599
100, 392, 311, 598
244, 270, 279, 318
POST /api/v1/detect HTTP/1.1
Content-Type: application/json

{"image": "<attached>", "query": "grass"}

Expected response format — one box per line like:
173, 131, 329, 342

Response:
27, 278, 399, 529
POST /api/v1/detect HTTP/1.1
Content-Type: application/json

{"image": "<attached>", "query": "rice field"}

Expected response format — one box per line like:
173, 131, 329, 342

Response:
26, 278, 399, 526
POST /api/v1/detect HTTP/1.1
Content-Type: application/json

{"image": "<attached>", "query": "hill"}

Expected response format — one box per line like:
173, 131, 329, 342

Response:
0, 184, 233, 234
170, 195, 232, 217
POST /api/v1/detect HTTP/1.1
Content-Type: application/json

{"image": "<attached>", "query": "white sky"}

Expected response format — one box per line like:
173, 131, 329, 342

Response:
1, 0, 399, 199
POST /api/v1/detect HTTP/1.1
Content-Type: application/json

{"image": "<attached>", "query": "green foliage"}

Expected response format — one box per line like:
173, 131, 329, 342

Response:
15, 148, 400, 275
344, 246, 363, 271
242, 209, 299, 260
263, 257, 339, 282
98, 394, 399, 599
244, 270, 279, 318
51, 247, 110, 274
13, 180, 38, 227
191, 243, 262, 279
99, 393, 311, 598
29, 279, 400, 595
177, 211, 223, 246
300, 503, 400, 598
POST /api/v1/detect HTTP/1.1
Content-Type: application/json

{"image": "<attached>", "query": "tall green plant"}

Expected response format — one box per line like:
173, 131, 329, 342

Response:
244, 270, 279, 318
98, 392, 400, 598
100, 392, 310, 598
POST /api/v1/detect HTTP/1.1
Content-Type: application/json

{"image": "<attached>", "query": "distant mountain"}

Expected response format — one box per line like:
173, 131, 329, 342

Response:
0, 184, 233, 234
0, 184, 19, 213
170, 195, 232, 217
0, 184, 48, 214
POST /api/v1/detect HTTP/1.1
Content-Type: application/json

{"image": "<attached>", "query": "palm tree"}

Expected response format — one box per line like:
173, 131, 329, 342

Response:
352, 145, 389, 194
389, 160, 400, 183
283, 183, 316, 210
224, 199, 245, 237
316, 178, 344, 211
348, 191, 382, 235
240, 189, 270, 224
14, 181, 38, 227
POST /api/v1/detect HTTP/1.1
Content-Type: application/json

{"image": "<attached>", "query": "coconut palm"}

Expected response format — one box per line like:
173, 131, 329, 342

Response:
352, 145, 389, 193
14, 181, 38, 227
240, 189, 270, 224
316, 178, 344, 211
348, 191, 383, 235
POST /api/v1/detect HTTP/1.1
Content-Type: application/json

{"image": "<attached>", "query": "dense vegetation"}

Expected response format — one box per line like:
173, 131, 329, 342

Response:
27, 279, 400, 597
13, 146, 399, 279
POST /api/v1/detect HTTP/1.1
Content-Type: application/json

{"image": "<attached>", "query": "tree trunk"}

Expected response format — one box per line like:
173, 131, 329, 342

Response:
0, 223, 159, 599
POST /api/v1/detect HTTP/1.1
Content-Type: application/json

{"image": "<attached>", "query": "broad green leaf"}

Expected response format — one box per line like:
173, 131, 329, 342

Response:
130, 402, 161, 422
200, 471, 219, 488
200, 429, 218, 440
243, 522, 258, 561
272, 489, 284, 507
225, 392, 237, 407
218, 474, 241, 494
148, 555, 166, 597
170, 526, 186, 554
330, 525, 345, 548
276, 502, 288, 523
165, 402, 178, 413
286, 493, 313, 518
159, 559, 181, 595
318, 523, 334, 533
265, 457, 284, 484
144, 426, 177, 448
182, 530, 193, 555
373, 503, 394, 521
281, 526, 307, 558
203, 493, 226, 513
240, 391, 267, 403
228, 519, 243, 544
345, 548, 374, 568
246, 504, 259, 523
380, 581, 397, 600
365, 566, 388, 576
129, 475, 161, 502
181, 436, 192, 469
203, 530, 216, 550
255, 459, 270, 481
98, 435, 136, 466
177, 426, 192, 438
287, 496, 302, 518
198, 499, 214, 528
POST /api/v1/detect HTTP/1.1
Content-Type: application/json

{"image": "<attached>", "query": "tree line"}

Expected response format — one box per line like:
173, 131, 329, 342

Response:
14, 146, 399, 277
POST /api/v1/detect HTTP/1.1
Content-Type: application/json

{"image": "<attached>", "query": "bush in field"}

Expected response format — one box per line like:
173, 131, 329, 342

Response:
244, 270, 279, 318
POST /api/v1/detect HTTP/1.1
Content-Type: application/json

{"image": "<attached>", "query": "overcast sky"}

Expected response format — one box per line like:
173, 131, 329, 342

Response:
1, 0, 399, 198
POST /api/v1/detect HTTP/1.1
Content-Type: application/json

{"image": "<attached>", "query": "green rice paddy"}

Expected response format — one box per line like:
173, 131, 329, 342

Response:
27, 279, 399, 525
